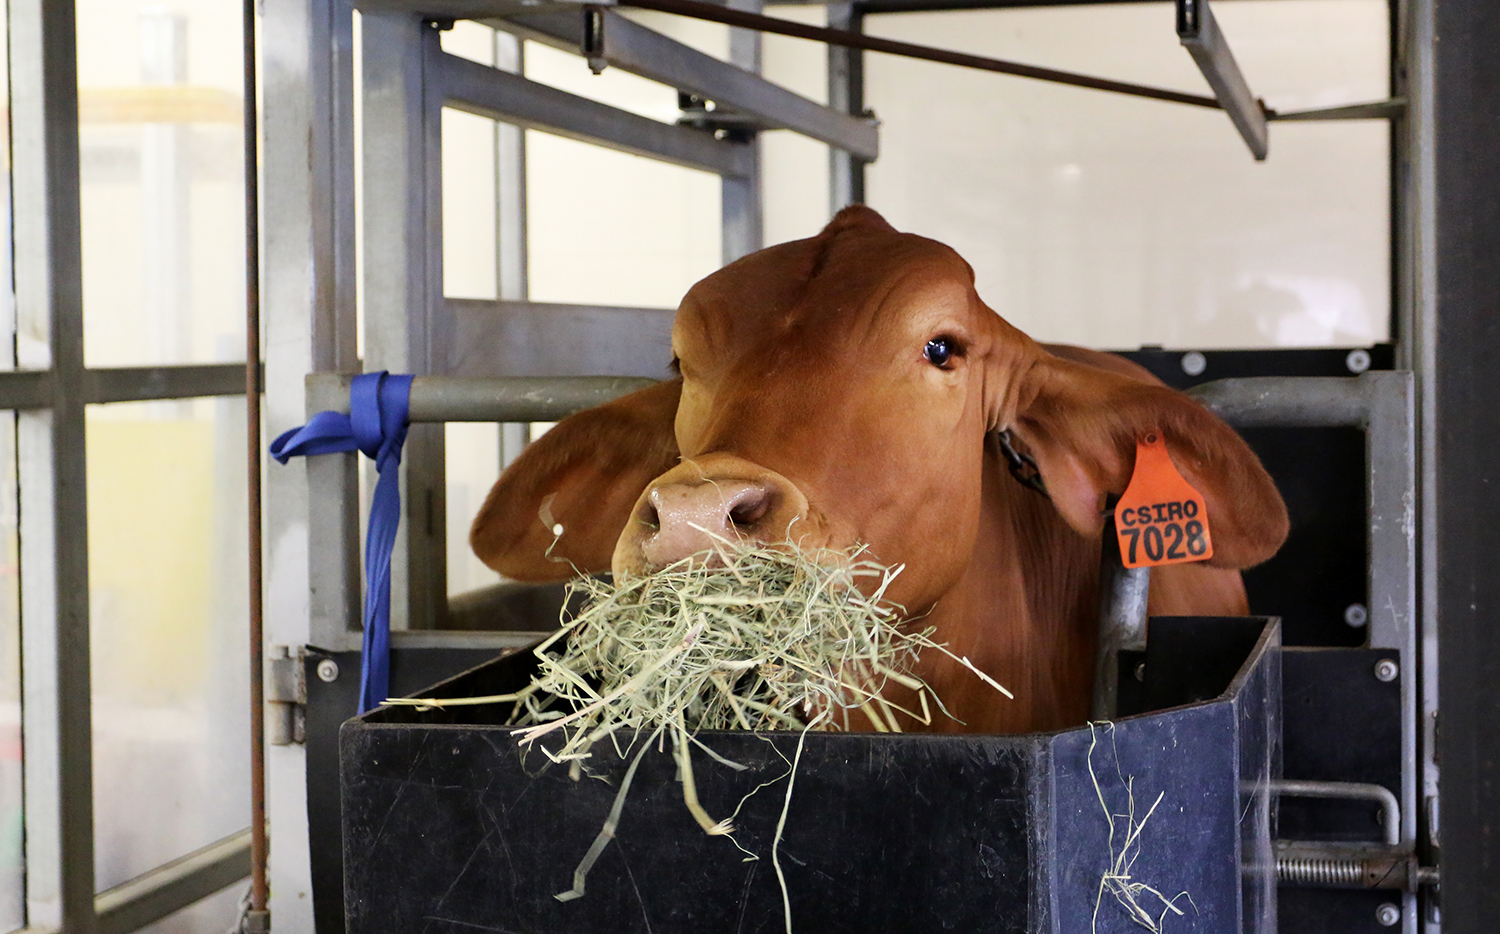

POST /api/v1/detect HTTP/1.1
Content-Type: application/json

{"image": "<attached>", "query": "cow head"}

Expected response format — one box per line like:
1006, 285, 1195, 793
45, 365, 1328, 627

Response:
471, 207, 1287, 622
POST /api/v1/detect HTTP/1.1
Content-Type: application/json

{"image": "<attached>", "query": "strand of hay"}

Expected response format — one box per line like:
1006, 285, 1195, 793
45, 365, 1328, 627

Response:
1087, 722, 1196, 933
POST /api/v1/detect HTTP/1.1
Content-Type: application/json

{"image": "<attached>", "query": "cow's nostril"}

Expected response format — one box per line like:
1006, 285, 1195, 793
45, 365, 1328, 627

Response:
639, 499, 661, 531
728, 491, 771, 529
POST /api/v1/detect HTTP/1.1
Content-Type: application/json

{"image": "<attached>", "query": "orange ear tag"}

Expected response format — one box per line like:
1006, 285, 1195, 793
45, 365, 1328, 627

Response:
1114, 431, 1214, 569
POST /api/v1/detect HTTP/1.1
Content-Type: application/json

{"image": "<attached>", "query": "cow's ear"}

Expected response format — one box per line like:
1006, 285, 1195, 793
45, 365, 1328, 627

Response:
1006, 354, 1288, 570
470, 379, 682, 581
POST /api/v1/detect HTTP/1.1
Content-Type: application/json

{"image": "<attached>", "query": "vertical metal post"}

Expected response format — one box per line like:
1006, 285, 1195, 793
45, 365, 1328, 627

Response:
721, 0, 763, 263
1394, 1, 1439, 929
242, 0, 270, 924
827, 1, 865, 210
495, 31, 528, 305
261, 0, 355, 926
9, 0, 96, 930
1092, 512, 1150, 721
1434, 0, 1500, 928
361, 13, 447, 628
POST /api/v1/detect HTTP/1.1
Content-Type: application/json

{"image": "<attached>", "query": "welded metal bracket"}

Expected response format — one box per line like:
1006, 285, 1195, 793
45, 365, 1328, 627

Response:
1177, 0, 1269, 160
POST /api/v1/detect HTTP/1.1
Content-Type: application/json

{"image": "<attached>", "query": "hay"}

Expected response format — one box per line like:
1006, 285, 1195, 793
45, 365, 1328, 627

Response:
1087, 722, 1196, 933
387, 537, 1014, 922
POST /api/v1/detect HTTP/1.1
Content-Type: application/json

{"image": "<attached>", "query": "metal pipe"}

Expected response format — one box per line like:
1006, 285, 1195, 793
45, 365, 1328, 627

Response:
617, 0, 1223, 111
243, 0, 270, 925
1272, 779, 1401, 847
1092, 510, 1150, 720
306, 373, 659, 423
1188, 375, 1377, 428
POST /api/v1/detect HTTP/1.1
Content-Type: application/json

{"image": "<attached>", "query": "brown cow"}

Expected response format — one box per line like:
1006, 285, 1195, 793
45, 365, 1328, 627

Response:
470, 206, 1288, 734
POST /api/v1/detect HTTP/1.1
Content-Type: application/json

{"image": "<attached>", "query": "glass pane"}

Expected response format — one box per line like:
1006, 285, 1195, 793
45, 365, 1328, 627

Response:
88, 399, 249, 895
526, 131, 721, 307
446, 423, 503, 596
76, 0, 248, 367
443, 108, 499, 300
864, 0, 1389, 349
763, 5, 832, 246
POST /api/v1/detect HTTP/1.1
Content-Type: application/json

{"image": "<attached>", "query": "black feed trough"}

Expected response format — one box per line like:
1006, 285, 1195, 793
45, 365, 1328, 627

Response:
342, 616, 1280, 934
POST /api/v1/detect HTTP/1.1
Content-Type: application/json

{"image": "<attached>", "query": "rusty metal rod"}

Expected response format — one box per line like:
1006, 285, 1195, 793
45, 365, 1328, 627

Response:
614, 0, 1223, 110
243, 0, 269, 922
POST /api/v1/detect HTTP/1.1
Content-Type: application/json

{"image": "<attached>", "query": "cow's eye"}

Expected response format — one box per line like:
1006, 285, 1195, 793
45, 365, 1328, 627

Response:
924, 336, 958, 368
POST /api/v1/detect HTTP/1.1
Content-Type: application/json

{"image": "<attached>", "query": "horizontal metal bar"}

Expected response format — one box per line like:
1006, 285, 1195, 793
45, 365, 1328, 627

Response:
84, 363, 257, 404
1271, 780, 1400, 847
0, 370, 54, 408
619, 0, 1221, 109
1177, 0, 1268, 159
307, 372, 658, 423
95, 829, 252, 934
0, 364, 259, 410
392, 630, 545, 650
855, 0, 1160, 12
437, 50, 752, 177
439, 299, 674, 379
354, 0, 607, 15
1188, 375, 1384, 428
499, 10, 879, 159
1269, 97, 1406, 121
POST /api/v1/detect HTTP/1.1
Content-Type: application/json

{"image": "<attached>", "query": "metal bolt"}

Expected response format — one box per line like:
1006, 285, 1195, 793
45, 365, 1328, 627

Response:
317, 659, 340, 683
1346, 348, 1372, 374
1375, 902, 1401, 926
1344, 603, 1369, 627
1180, 351, 1207, 377
1374, 658, 1399, 683
1134, 662, 1146, 683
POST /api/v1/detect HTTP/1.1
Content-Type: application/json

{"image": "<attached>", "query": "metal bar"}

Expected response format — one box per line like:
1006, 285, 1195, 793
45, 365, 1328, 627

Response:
438, 50, 753, 177
498, 8, 878, 160
1270, 98, 1406, 122
95, 829, 253, 934
1189, 375, 1380, 428
82, 363, 253, 404
261, 0, 350, 924
1271, 781, 1401, 847
1434, 0, 1500, 925
855, 0, 1161, 12
242, 0, 269, 922
439, 299, 674, 378
619, 0, 1222, 110
827, 2, 866, 210
10, 0, 97, 930
363, 11, 448, 631
1092, 514, 1150, 720
0, 370, 53, 408
722, 0, 764, 264
1176, 0, 1269, 159
307, 373, 657, 423
494, 31, 527, 303
1396, 1, 1440, 929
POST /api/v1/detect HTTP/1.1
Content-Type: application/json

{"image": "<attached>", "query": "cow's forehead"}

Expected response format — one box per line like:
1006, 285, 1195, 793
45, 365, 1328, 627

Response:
675, 225, 980, 348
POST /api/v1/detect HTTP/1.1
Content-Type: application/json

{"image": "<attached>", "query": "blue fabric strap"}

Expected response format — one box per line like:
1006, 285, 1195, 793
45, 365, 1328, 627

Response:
270, 371, 414, 714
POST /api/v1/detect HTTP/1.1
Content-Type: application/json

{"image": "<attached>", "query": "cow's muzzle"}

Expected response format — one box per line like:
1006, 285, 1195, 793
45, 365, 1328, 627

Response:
612, 454, 814, 577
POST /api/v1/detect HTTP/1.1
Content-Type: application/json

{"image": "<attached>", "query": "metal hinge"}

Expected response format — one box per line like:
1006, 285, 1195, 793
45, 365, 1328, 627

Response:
267, 646, 306, 745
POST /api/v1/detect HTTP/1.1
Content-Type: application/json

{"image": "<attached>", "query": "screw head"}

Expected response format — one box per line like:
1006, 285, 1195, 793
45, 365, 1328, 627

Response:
1180, 351, 1207, 377
316, 659, 340, 683
1346, 348, 1372, 374
1375, 901, 1400, 926
1344, 603, 1369, 627
1134, 662, 1146, 683
1374, 658, 1399, 683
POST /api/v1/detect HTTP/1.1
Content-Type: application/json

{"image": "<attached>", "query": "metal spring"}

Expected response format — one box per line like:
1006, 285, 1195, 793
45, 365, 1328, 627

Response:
1277, 856, 1365, 886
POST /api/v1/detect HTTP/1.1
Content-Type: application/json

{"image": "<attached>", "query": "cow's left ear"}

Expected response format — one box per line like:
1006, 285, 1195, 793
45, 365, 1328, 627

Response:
470, 379, 682, 581
1004, 353, 1289, 570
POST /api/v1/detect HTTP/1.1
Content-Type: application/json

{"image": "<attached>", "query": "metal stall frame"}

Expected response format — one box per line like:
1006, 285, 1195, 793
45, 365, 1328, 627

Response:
263, 1, 875, 928
7, 2, 258, 931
